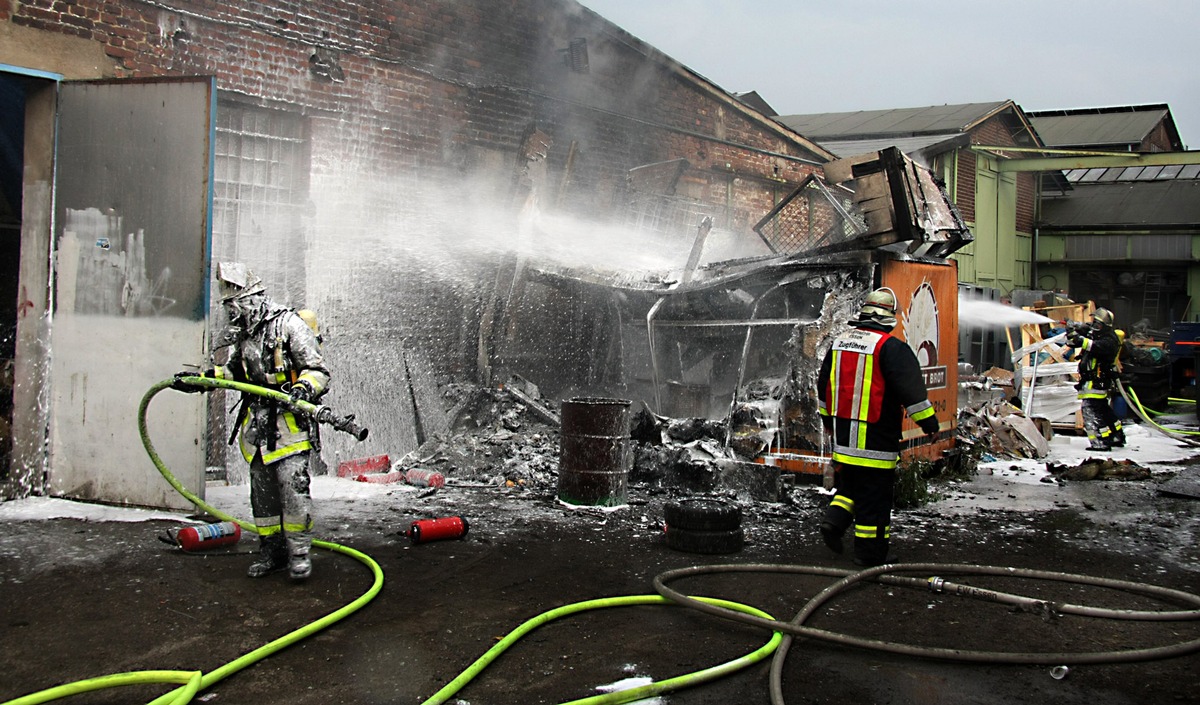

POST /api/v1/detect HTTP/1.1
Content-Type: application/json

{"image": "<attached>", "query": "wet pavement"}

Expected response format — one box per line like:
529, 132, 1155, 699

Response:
2, 414, 1200, 704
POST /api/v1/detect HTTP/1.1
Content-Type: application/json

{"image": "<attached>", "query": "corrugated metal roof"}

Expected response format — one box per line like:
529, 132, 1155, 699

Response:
1041, 180, 1200, 227
1063, 163, 1200, 184
817, 134, 967, 159
776, 102, 1010, 140
1027, 106, 1168, 148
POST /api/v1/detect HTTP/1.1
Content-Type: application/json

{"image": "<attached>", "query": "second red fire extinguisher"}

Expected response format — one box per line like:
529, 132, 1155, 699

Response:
407, 516, 469, 544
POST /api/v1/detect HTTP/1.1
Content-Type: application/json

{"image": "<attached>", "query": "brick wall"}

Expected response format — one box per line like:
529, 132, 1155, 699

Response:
7, 0, 820, 201
6, 0, 832, 456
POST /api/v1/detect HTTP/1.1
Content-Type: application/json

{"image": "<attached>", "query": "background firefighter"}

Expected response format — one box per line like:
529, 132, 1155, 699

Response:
1066, 307, 1124, 451
817, 287, 940, 567
174, 262, 331, 581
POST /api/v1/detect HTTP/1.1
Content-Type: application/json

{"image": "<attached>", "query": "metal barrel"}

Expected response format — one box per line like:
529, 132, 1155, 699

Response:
557, 397, 633, 506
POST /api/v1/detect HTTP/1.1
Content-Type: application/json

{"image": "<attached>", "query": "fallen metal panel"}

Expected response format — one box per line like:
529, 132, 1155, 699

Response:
757, 148, 973, 262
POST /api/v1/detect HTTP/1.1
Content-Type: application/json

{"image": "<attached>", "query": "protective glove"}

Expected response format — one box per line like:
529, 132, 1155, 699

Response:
1065, 330, 1082, 346
288, 380, 315, 404
917, 415, 940, 436
171, 369, 211, 394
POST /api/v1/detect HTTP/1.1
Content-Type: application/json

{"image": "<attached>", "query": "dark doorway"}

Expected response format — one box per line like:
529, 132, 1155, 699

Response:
1069, 267, 1187, 334
0, 73, 25, 479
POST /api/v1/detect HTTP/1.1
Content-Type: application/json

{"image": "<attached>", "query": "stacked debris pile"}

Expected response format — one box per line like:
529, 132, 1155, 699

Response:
377, 376, 775, 500
391, 384, 561, 491
629, 408, 732, 493
956, 398, 1051, 460
958, 364, 1012, 410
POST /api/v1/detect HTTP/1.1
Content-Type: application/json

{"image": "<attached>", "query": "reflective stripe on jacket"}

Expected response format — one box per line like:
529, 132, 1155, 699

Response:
1075, 327, 1120, 399
818, 321, 936, 470
821, 328, 890, 423
217, 303, 330, 464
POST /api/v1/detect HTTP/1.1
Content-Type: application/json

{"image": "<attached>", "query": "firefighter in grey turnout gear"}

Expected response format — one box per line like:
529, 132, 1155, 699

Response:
175, 263, 330, 580
1066, 307, 1124, 451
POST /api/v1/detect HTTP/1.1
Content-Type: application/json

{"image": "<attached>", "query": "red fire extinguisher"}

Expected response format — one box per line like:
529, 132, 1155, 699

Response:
407, 516, 469, 544
404, 468, 445, 489
165, 521, 242, 551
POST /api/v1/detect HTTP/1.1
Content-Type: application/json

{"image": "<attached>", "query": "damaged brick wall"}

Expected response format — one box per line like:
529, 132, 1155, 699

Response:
5, 0, 829, 460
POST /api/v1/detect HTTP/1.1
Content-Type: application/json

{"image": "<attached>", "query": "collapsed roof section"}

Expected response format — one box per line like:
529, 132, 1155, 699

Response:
493, 151, 970, 423
756, 147, 973, 262
524, 147, 971, 297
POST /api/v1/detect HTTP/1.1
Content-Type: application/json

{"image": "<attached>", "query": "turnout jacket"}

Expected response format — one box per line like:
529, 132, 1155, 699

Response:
1074, 326, 1120, 399
818, 321, 936, 469
214, 302, 331, 464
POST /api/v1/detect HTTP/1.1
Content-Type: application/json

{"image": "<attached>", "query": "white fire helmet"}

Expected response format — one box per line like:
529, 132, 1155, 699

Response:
859, 287, 898, 327
1092, 307, 1114, 328
216, 262, 265, 302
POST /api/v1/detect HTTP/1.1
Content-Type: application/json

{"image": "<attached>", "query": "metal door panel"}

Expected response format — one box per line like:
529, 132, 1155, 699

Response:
51, 77, 214, 509
974, 167, 998, 280
997, 172, 1017, 283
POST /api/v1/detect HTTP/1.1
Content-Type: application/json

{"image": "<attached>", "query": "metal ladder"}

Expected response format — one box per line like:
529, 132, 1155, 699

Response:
1142, 272, 1164, 323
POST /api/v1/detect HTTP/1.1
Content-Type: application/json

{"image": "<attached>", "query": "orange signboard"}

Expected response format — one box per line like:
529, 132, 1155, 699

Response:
755, 257, 960, 475
881, 257, 959, 463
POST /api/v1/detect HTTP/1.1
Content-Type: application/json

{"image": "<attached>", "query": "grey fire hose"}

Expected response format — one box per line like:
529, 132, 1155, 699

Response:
653, 562, 1200, 705
1118, 381, 1200, 447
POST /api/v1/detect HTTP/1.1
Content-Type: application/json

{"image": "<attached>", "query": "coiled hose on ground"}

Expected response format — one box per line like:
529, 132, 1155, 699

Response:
1121, 382, 1200, 444
7, 377, 1200, 705
654, 562, 1200, 705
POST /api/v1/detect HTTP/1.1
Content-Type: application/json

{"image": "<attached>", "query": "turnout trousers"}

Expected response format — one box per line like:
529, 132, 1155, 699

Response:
823, 461, 894, 566
249, 451, 314, 548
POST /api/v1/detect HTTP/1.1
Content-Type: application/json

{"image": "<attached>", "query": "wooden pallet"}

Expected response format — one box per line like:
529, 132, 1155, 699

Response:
1008, 301, 1095, 432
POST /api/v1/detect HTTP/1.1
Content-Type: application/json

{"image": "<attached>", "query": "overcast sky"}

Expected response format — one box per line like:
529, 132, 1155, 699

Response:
580, 0, 1199, 149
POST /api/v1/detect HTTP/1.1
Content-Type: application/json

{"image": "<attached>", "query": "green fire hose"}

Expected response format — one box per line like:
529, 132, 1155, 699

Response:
2, 378, 782, 705
11, 377, 1200, 705
1, 377, 382, 705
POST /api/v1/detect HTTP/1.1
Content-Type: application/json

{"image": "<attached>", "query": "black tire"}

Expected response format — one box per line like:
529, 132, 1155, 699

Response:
665, 526, 744, 555
663, 497, 742, 531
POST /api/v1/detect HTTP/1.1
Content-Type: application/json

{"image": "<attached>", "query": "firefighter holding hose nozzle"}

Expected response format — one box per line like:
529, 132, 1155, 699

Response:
1064, 307, 1125, 451
817, 287, 940, 568
173, 262, 331, 581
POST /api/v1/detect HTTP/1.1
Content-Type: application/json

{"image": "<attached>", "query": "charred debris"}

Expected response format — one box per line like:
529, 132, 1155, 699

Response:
380, 148, 995, 504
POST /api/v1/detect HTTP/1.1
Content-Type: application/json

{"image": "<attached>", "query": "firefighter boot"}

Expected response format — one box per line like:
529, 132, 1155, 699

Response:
247, 534, 287, 578
819, 521, 845, 555
852, 537, 890, 568
287, 533, 313, 581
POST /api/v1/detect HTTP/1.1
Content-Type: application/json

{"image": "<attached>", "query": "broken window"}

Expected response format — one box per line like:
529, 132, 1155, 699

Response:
213, 101, 310, 304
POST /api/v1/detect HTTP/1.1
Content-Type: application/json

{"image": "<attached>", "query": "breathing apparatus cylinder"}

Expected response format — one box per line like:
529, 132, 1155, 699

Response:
170, 521, 242, 551
297, 308, 322, 345
407, 516, 469, 544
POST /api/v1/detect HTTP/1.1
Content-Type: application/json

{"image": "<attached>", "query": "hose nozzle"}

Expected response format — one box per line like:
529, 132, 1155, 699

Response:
314, 406, 369, 441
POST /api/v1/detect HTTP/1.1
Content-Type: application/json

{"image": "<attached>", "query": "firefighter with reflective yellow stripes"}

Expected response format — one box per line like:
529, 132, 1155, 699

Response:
175, 262, 330, 580
817, 288, 940, 567
1066, 307, 1123, 451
